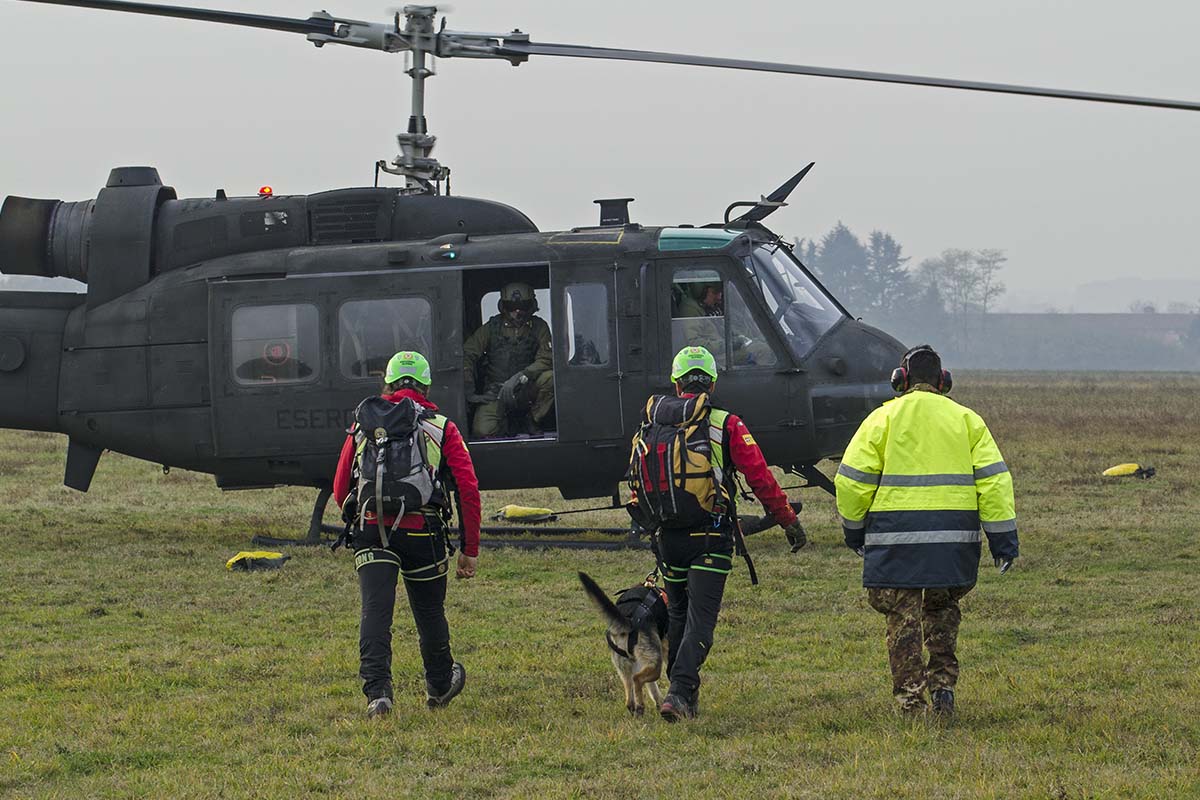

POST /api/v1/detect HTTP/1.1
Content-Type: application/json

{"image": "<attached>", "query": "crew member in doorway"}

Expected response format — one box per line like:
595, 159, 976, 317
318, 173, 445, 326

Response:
463, 282, 554, 436
835, 344, 1018, 718
333, 351, 482, 719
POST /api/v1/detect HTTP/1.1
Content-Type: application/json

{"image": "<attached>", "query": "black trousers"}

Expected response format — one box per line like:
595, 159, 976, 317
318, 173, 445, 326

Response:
354, 523, 454, 701
656, 527, 734, 701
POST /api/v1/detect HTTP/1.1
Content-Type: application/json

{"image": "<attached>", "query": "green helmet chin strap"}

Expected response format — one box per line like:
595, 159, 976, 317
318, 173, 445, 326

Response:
671, 345, 719, 383
384, 350, 433, 387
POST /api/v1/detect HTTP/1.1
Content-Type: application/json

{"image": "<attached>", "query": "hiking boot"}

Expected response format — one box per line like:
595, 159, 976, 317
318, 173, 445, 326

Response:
426, 662, 466, 709
659, 693, 697, 723
931, 689, 955, 717
366, 696, 393, 719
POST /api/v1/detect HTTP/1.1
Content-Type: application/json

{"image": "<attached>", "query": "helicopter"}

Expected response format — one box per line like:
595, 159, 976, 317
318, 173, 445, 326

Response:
1, 1, 1198, 544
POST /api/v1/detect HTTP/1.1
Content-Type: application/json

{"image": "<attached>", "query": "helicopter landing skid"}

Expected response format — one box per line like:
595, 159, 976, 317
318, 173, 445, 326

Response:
483, 539, 650, 551
251, 486, 342, 548
250, 489, 643, 550
478, 524, 642, 551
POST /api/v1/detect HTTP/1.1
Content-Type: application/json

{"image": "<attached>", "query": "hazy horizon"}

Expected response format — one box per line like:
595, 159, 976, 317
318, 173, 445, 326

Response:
2, 0, 1198, 310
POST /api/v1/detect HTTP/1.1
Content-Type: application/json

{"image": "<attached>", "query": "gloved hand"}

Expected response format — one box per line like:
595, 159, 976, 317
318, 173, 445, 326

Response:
783, 519, 807, 552
995, 557, 1014, 575
498, 373, 530, 408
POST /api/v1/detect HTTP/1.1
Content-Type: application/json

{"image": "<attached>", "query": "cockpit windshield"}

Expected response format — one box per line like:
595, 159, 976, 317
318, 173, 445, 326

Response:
744, 242, 846, 359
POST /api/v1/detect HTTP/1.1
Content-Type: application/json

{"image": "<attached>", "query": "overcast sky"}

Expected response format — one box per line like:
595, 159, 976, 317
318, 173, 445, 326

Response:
1, 0, 1197, 310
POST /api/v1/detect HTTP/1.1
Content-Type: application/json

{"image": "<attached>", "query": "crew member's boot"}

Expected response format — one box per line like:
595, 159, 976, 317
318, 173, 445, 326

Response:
931, 688, 955, 717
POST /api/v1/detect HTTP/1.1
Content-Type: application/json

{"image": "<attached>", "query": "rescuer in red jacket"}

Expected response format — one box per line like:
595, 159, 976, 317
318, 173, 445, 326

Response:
628, 345, 806, 722
333, 351, 481, 719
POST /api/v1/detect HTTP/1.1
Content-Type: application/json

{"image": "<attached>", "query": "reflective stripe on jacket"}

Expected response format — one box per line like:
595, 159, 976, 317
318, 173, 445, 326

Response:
834, 387, 1018, 588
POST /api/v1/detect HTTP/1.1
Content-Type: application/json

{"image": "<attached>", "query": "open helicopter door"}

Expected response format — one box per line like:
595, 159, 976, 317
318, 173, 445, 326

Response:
208, 267, 461, 487
549, 260, 624, 442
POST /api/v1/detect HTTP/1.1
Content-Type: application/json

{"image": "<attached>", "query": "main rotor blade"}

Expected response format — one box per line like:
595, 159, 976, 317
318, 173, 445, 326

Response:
18, 0, 337, 37
507, 41, 1200, 113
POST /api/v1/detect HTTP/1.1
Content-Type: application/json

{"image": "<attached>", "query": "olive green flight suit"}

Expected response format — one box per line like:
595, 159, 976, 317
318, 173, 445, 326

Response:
463, 314, 554, 436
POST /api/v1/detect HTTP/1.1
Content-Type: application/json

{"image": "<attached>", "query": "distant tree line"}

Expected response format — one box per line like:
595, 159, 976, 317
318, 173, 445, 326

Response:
795, 222, 1010, 351
792, 221, 1198, 370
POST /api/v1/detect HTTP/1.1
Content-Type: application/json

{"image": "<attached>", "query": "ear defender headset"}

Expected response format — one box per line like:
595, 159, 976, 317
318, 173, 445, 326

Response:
890, 345, 953, 394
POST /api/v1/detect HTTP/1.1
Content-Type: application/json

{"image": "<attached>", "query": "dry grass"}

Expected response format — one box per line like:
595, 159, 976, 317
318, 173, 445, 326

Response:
1, 371, 1197, 799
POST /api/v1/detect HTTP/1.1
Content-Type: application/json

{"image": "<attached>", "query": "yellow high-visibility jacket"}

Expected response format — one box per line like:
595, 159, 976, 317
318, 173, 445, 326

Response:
834, 386, 1018, 588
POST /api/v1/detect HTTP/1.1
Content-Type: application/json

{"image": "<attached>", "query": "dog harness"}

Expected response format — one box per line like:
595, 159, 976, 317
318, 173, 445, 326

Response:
604, 585, 668, 660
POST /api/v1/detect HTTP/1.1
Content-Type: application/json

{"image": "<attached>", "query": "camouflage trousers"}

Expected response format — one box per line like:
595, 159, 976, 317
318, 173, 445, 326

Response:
472, 371, 555, 437
866, 585, 974, 711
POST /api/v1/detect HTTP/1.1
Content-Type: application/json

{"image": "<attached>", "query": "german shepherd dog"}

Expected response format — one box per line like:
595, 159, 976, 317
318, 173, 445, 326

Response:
578, 572, 669, 716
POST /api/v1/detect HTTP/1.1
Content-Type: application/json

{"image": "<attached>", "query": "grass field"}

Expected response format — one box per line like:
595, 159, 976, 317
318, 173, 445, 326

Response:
1, 373, 1198, 799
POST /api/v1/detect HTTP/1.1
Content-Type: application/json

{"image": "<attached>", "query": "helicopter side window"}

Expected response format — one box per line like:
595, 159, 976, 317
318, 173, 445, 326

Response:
726, 283, 777, 368
670, 268, 727, 365
338, 297, 433, 380
565, 283, 609, 366
231, 303, 319, 386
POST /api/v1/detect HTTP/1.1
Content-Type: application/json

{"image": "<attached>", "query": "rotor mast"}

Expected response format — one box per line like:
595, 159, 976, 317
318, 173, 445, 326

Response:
377, 6, 446, 193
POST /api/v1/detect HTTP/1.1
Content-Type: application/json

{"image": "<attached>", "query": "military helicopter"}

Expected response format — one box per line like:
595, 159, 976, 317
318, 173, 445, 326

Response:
1, 1, 1197, 544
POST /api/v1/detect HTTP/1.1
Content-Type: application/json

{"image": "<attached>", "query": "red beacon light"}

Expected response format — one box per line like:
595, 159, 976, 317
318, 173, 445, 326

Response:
258, 185, 274, 198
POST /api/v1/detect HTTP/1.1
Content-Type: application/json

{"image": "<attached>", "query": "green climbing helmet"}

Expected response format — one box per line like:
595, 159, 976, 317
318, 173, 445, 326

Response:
671, 345, 719, 383
384, 350, 432, 386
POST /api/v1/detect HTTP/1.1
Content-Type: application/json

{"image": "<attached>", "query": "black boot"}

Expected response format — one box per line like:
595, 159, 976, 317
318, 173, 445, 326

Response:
366, 696, 393, 719
931, 688, 955, 717
427, 662, 467, 709
660, 690, 698, 722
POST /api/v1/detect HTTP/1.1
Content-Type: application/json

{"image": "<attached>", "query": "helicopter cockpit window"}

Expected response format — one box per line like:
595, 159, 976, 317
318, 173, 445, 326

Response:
338, 297, 433, 380
726, 283, 777, 368
565, 284, 609, 366
671, 268, 727, 365
232, 303, 319, 386
745, 244, 845, 359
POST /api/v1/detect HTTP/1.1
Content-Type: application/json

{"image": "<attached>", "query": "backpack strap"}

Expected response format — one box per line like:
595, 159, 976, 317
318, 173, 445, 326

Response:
373, 428, 392, 548
707, 407, 758, 585
418, 414, 446, 473
732, 515, 758, 586
708, 408, 730, 515
418, 414, 452, 521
